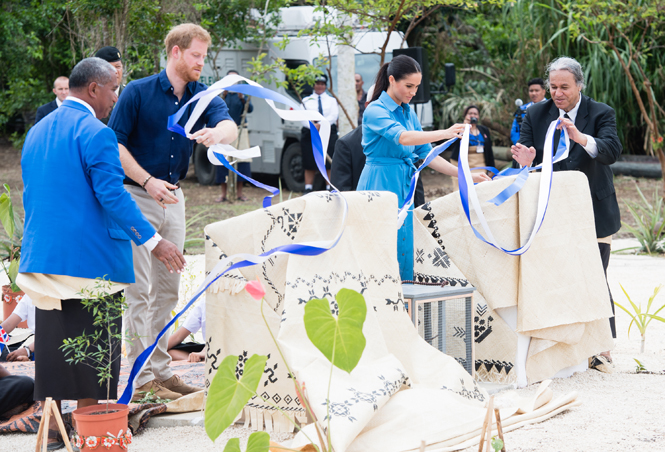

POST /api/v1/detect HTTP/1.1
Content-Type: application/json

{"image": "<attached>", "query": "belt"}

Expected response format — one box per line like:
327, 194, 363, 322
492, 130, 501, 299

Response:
124, 179, 181, 192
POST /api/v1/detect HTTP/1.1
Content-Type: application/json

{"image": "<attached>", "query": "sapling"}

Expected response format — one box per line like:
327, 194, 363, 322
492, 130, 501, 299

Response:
615, 284, 665, 353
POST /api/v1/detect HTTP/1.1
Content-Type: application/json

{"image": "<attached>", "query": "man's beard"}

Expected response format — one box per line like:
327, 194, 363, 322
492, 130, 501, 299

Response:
175, 57, 202, 83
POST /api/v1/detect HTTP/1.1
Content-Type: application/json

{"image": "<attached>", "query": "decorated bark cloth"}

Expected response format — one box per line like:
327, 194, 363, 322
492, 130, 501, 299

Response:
0, 359, 204, 434
204, 191, 579, 451
414, 171, 614, 385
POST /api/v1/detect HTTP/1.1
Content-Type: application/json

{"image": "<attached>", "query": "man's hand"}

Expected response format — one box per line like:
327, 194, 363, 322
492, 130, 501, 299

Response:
151, 239, 186, 274
511, 143, 536, 167
145, 177, 179, 208
558, 117, 588, 146
191, 127, 226, 148
7, 348, 29, 362
314, 123, 321, 131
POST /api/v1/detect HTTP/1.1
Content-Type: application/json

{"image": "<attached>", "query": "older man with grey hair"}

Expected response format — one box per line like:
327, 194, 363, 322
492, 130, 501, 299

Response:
511, 56, 621, 372
20, 57, 184, 449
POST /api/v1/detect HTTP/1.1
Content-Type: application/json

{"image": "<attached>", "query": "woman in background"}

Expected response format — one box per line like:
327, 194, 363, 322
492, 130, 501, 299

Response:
449, 105, 495, 174
358, 55, 490, 281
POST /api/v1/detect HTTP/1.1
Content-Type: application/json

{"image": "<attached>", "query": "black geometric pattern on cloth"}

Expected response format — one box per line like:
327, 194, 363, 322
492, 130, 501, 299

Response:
263, 353, 279, 387
234, 350, 249, 379
419, 202, 444, 247
440, 378, 486, 402
315, 192, 334, 203
475, 359, 514, 375
361, 191, 382, 202
415, 248, 425, 264
323, 370, 410, 422
206, 336, 222, 377
276, 208, 303, 240
414, 272, 470, 287
285, 271, 400, 293
385, 296, 406, 312
431, 247, 451, 268
474, 310, 494, 344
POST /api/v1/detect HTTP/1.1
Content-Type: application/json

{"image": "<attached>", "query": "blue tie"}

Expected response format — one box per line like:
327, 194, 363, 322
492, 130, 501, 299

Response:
318, 95, 323, 116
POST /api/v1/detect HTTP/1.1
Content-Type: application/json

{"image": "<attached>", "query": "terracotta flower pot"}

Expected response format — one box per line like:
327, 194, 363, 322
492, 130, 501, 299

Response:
2, 285, 28, 329
72, 403, 132, 451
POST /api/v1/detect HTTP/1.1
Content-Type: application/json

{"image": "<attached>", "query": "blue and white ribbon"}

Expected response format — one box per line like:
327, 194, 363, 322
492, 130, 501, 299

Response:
457, 120, 568, 255
119, 76, 344, 404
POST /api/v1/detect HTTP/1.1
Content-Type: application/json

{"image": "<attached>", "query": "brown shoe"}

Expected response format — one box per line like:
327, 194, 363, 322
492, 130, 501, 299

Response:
131, 379, 182, 403
589, 355, 614, 374
160, 374, 203, 396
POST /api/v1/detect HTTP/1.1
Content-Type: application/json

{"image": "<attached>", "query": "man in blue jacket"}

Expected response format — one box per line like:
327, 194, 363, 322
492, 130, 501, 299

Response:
19, 57, 184, 448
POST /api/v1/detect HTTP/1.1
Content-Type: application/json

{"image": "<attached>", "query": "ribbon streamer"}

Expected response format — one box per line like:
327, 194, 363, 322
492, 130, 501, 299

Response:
457, 120, 567, 255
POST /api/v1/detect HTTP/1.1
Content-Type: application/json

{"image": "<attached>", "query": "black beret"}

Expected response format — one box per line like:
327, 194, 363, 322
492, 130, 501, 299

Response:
314, 74, 328, 84
95, 46, 122, 63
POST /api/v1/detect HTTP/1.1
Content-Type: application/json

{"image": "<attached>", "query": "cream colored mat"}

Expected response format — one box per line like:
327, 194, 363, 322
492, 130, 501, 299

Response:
414, 171, 614, 384
205, 191, 578, 451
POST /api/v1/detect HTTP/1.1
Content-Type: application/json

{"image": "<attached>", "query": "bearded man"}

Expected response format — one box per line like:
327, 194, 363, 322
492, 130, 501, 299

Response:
109, 23, 236, 401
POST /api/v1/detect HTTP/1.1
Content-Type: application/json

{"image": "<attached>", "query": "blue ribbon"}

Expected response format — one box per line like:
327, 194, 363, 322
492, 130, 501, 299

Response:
456, 121, 567, 255
119, 81, 339, 404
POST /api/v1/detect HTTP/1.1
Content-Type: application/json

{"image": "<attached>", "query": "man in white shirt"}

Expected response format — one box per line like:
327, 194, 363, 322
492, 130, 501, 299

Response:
0, 295, 36, 361
300, 74, 339, 193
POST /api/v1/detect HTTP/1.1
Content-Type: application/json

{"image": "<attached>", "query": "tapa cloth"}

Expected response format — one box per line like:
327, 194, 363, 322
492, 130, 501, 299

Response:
204, 191, 577, 451
414, 171, 614, 384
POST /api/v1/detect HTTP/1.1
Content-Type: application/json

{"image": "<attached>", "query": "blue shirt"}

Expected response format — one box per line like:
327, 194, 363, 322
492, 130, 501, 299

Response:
224, 92, 253, 126
109, 70, 232, 185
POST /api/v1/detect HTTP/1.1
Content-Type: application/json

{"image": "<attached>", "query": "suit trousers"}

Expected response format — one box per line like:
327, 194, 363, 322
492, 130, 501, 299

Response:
124, 185, 186, 387
598, 242, 617, 338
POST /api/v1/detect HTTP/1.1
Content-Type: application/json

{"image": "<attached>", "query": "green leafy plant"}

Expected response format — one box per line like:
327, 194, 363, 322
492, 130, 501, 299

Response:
491, 436, 504, 452
60, 278, 131, 412
634, 358, 647, 373
615, 284, 665, 353
620, 185, 665, 255
0, 184, 23, 292
184, 210, 215, 253
205, 281, 368, 452
133, 387, 174, 404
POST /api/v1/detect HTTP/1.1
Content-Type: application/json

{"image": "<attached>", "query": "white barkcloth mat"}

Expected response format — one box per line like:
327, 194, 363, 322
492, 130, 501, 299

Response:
414, 171, 614, 385
204, 191, 580, 451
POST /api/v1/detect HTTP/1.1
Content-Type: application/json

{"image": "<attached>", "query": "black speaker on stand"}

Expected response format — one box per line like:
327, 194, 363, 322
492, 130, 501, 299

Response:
393, 47, 430, 104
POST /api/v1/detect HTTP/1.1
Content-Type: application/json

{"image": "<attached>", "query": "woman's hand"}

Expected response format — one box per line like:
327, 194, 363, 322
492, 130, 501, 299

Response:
472, 172, 491, 183
440, 123, 466, 140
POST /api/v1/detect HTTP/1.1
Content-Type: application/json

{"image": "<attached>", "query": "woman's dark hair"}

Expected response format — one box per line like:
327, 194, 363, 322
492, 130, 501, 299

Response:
370, 55, 421, 103
463, 105, 480, 118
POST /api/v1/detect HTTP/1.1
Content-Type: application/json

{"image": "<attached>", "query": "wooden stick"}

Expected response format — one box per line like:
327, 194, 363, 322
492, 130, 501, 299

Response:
41, 399, 52, 452
419, 440, 426, 452
478, 396, 493, 452
484, 396, 494, 452
34, 400, 47, 452
494, 408, 505, 452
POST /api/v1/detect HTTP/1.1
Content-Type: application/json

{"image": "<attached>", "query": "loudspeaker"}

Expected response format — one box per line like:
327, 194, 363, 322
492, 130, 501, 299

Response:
393, 47, 430, 104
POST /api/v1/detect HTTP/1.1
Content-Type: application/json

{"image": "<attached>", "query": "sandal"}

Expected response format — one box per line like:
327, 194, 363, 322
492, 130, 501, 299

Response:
214, 196, 229, 203
237, 195, 249, 202
47, 429, 64, 451
589, 354, 614, 374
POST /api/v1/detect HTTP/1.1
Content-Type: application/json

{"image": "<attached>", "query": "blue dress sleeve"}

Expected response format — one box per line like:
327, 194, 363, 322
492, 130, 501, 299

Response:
410, 113, 431, 159
364, 104, 406, 146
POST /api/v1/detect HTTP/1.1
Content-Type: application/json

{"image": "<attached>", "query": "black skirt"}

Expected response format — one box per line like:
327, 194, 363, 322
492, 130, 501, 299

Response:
301, 124, 338, 170
34, 295, 121, 401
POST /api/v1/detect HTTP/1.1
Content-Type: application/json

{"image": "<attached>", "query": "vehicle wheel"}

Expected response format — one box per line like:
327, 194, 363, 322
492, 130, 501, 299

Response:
194, 143, 216, 185
281, 142, 305, 192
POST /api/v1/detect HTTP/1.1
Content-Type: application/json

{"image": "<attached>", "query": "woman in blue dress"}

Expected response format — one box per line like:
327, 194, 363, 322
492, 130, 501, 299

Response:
358, 55, 490, 281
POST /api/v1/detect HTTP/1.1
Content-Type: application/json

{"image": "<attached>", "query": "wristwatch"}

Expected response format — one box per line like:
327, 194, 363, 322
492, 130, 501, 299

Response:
23, 343, 34, 360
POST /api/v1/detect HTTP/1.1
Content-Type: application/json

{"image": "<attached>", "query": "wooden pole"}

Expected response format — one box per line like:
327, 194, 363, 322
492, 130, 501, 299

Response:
35, 398, 74, 452
484, 396, 494, 452
494, 408, 505, 452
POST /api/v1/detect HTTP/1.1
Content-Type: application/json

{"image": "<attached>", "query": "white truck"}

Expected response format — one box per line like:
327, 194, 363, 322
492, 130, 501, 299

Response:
193, 6, 433, 191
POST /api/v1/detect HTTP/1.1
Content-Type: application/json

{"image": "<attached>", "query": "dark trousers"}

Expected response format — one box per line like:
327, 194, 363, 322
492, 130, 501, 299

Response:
598, 242, 617, 338
0, 375, 34, 416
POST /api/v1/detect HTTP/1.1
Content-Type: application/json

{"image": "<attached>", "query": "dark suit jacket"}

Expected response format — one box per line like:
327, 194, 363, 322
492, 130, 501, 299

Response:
100, 84, 125, 125
448, 124, 495, 169
331, 126, 425, 206
34, 100, 58, 124
519, 95, 622, 237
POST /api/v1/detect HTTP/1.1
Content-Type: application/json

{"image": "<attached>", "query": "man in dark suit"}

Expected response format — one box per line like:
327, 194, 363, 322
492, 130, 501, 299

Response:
95, 46, 125, 124
331, 84, 425, 205
34, 76, 69, 124
511, 56, 621, 371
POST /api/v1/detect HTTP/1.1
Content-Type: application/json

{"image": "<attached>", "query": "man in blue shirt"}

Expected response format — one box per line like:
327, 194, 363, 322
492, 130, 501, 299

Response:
109, 23, 236, 402
510, 78, 547, 145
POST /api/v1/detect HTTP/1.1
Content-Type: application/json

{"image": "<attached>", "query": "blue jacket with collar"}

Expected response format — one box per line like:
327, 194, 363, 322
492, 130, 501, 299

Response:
20, 100, 156, 283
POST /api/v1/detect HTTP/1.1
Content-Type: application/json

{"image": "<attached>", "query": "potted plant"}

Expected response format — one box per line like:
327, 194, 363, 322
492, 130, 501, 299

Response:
60, 278, 133, 451
0, 183, 26, 328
